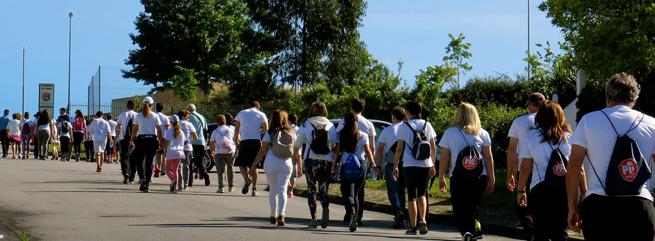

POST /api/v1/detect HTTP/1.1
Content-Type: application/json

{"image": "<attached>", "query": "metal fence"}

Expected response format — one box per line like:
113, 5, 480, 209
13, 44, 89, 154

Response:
70, 102, 127, 121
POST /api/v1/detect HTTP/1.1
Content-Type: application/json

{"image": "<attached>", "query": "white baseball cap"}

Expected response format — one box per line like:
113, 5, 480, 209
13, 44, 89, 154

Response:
143, 96, 154, 104
169, 115, 180, 123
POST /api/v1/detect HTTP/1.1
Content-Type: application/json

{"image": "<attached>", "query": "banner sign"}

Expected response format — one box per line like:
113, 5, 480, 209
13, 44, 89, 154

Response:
39, 83, 55, 116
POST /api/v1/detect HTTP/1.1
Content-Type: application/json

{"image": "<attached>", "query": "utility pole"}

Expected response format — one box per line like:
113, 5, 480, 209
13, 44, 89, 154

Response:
527, 0, 531, 81
67, 12, 73, 113
98, 65, 101, 110
22, 48, 25, 114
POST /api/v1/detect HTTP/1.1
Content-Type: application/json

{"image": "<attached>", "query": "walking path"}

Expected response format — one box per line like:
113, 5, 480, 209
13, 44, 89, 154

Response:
0, 158, 518, 241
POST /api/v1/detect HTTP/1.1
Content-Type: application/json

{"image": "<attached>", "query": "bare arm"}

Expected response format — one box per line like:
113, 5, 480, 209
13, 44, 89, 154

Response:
374, 142, 386, 170
260, 121, 268, 134
251, 142, 270, 170
234, 121, 241, 148
368, 135, 376, 159
517, 158, 533, 207
438, 147, 451, 192
566, 144, 587, 232
506, 137, 519, 191
392, 140, 404, 179
483, 146, 495, 194
364, 143, 375, 168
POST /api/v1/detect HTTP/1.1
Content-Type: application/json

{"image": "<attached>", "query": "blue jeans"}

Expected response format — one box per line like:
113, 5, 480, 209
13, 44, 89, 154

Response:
385, 163, 406, 217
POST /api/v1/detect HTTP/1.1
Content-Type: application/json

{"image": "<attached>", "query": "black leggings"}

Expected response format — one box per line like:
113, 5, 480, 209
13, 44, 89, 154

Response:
130, 136, 159, 183
119, 139, 131, 178
404, 166, 430, 201
73, 132, 84, 156
340, 174, 366, 221
60, 136, 71, 158
450, 175, 487, 236
188, 144, 208, 186
530, 183, 568, 241
581, 194, 655, 241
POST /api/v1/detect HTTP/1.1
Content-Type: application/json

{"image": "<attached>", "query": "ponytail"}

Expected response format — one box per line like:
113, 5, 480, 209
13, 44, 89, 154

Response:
173, 122, 182, 138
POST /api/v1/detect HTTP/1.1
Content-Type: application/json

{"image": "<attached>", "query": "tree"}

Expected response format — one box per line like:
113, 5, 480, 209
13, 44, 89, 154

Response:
540, 0, 655, 113
443, 33, 473, 89
123, 0, 248, 101
244, 0, 369, 93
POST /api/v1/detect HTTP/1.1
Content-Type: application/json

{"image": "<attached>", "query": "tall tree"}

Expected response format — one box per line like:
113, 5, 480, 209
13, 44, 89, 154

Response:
123, 0, 248, 100
244, 0, 369, 93
540, 0, 655, 113
443, 33, 472, 89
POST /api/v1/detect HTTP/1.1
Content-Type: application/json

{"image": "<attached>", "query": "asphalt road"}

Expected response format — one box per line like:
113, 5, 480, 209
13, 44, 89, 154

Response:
0, 157, 519, 241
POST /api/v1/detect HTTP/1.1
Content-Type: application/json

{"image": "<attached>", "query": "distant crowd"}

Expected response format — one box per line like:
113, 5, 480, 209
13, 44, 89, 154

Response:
2, 73, 654, 241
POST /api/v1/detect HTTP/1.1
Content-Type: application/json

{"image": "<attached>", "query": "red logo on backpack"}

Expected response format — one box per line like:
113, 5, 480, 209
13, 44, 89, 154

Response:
462, 156, 478, 170
552, 161, 567, 176
619, 158, 638, 182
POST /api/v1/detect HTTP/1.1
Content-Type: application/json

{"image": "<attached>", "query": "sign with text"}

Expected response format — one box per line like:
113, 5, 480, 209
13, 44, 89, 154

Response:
39, 83, 55, 116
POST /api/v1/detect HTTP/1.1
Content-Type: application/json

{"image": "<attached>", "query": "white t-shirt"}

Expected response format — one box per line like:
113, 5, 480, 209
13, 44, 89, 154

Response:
133, 112, 161, 136
88, 118, 111, 141
108, 119, 118, 136
571, 105, 655, 201
180, 120, 196, 151
336, 113, 377, 138
263, 132, 294, 163
57, 121, 73, 138
156, 112, 170, 137
7, 119, 20, 136
439, 126, 492, 177
377, 122, 403, 167
235, 108, 268, 141
336, 131, 369, 161
165, 128, 186, 160
519, 130, 572, 189
117, 110, 137, 141
295, 117, 337, 161
397, 119, 437, 168
210, 125, 236, 154
508, 113, 536, 164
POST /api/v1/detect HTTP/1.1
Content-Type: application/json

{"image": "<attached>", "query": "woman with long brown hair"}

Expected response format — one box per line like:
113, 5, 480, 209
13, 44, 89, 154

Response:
251, 110, 296, 226
36, 110, 56, 160
129, 97, 163, 192
516, 100, 572, 241
333, 111, 376, 232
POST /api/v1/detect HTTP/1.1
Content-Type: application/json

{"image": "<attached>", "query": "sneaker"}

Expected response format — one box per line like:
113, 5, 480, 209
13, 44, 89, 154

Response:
348, 213, 358, 232
204, 173, 211, 186
418, 221, 428, 235
343, 213, 351, 223
463, 232, 473, 241
228, 186, 235, 192
139, 181, 147, 192
170, 182, 177, 193
321, 209, 329, 229
393, 215, 405, 229
405, 228, 418, 235
123, 176, 128, 184
242, 178, 252, 195
269, 216, 277, 225
251, 189, 260, 197
277, 216, 285, 226
308, 219, 318, 229
217, 187, 225, 193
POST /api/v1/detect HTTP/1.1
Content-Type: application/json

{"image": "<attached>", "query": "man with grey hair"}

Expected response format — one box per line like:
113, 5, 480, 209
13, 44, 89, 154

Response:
186, 103, 210, 187
567, 73, 655, 241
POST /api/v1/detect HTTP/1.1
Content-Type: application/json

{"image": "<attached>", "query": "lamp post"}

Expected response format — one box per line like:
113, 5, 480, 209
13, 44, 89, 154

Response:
67, 12, 73, 113
22, 48, 25, 115
527, 0, 531, 81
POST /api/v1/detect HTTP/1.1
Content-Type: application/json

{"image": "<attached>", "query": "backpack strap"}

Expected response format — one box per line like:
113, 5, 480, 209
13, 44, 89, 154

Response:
404, 121, 418, 150
457, 127, 472, 146
600, 111, 645, 137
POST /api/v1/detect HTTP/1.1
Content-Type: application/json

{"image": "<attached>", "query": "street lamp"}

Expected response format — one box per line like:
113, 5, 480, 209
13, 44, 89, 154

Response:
67, 12, 73, 114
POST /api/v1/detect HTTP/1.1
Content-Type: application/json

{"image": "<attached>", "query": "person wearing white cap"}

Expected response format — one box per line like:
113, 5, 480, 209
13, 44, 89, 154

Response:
186, 103, 210, 187
163, 115, 186, 193
129, 96, 163, 193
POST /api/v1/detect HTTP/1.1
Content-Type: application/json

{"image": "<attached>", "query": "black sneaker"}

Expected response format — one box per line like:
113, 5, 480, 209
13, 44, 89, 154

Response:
405, 228, 417, 235
242, 178, 252, 195
204, 173, 210, 186
393, 215, 405, 229
418, 221, 428, 235
343, 213, 351, 223
122, 175, 128, 184
348, 213, 358, 232
139, 181, 146, 192
321, 209, 329, 229
308, 219, 318, 229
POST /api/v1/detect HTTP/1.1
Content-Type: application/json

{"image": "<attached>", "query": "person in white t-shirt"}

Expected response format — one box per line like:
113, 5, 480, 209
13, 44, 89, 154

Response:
506, 92, 544, 240
438, 102, 495, 240
116, 100, 138, 184
209, 115, 236, 193
163, 115, 186, 193
104, 114, 118, 164
251, 110, 296, 227
332, 111, 376, 232
6, 113, 22, 159
392, 102, 437, 235
375, 106, 407, 229
234, 101, 269, 197
176, 110, 197, 191
154, 103, 170, 177
128, 97, 163, 193
293, 101, 337, 229
516, 100, 572, 241
87, 111, 112, 173
567, 73, 655, 241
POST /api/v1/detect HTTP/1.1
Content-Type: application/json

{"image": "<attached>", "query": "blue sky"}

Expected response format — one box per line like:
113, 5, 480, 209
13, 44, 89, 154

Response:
0, 0, 563, 114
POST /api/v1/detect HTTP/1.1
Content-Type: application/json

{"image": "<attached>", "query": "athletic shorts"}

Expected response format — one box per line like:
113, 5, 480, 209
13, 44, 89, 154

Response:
234, 139, 261, 167
93, 138, 108, 153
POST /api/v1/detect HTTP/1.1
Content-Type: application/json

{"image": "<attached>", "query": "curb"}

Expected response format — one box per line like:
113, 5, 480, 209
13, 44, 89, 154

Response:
294, 189, 584, 241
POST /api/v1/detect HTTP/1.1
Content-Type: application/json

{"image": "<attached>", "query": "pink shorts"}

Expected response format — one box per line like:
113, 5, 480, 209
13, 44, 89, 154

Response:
8, 135, 20, 143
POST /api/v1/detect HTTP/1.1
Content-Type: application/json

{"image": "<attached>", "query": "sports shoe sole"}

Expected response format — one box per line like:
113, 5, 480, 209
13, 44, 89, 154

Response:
242, 179, 252, 195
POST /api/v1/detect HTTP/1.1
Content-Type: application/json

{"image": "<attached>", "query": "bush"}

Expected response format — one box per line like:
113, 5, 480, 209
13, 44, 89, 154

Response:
478, 104, 526, 168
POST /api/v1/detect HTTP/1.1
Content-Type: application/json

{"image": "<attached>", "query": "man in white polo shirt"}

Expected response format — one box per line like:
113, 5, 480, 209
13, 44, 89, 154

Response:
567, 73, 655, 241
506, 92, 544, 240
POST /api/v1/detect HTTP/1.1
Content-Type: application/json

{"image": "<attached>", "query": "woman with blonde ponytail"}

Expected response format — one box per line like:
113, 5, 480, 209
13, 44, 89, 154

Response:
163, 115, 186, 193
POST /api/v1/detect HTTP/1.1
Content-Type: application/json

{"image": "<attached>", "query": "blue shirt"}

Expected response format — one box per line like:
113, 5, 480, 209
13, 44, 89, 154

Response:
57, 114, 73, 123
0, 115, 10, 130
188, 111, 207, 146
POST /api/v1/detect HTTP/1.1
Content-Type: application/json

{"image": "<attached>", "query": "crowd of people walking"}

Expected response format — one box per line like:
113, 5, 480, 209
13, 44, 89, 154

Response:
2, 73, 654, 241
